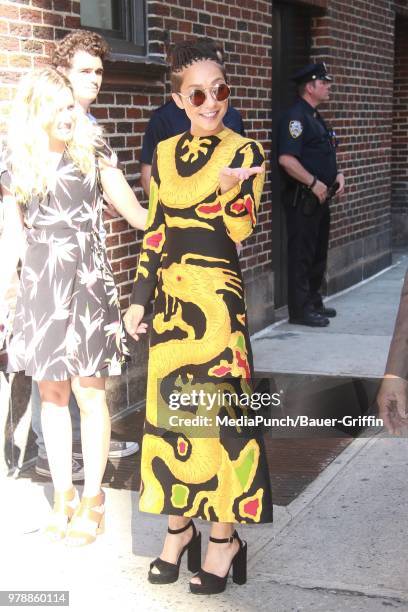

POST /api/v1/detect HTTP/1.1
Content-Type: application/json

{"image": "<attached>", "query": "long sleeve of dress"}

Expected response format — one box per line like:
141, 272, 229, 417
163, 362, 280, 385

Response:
218, 140, 265, 243
130, 148, 165, 307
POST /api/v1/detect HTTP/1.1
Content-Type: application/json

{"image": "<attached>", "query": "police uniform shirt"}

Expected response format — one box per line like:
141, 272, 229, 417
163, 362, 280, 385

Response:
141, 99, 246, 165
278, 97, 338, 187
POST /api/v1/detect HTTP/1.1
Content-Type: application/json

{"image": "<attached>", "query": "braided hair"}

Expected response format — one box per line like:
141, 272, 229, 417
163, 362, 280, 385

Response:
169, 39, 226, 91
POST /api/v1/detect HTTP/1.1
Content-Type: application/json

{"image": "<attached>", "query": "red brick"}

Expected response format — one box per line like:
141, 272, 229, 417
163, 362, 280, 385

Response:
32, 0, 52, 8
111, 220, 130, 233
109, 107, 126, 119
116, 94, 131, 105
92, 107, 108, 119
9, 53, 32, 68
0, 69, 22, 83
98, 93, 114, 104
33, 25, 54, 40
120, 230, 138, 245
110, 246, 130, 259
150, 2, 171, 16
0, 5, 19, 20
42, 12, 64, 26
63, 15, 80, 28
126, 135, 141, 147
53, 0, 72, 12
120, 257, 137, 271
126, 108, 142, 119
33, 56, 49, 68
19, 8, 43, 23
21, 39, 43, 53
6, 24, 31, 40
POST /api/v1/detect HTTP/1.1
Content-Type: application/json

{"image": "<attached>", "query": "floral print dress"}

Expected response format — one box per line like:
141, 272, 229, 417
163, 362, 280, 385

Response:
0, 143, 128, 381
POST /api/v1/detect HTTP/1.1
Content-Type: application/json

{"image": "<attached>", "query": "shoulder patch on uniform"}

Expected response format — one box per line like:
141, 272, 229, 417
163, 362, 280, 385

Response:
289, 120, 303, 139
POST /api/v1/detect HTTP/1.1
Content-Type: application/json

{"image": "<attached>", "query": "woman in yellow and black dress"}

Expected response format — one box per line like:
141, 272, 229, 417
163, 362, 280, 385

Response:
125, 41, 272, 594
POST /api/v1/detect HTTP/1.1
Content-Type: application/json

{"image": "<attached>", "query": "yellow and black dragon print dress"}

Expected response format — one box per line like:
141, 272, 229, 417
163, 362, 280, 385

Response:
131, 127, 273, 523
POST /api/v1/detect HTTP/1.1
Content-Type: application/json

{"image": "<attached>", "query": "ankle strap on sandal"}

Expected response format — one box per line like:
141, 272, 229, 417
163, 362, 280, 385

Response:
53, 486, 77, 513
209, 529, 238, 544
167, 519, 194, 535
80, 490, 105, 508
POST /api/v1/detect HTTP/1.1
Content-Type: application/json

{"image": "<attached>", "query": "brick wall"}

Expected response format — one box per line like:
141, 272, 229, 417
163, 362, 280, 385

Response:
146, 0, 273, 290
0, 0, 273, 365
0, 1, 81, 124
0, 0, 406, 332
100, 0, 273, 307
391, 14, 408, 245
0, 0, 273, 313
308, 0, 397, 288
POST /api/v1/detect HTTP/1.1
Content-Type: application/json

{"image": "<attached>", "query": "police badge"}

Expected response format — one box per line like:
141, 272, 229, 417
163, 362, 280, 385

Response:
289, 120, 303, 138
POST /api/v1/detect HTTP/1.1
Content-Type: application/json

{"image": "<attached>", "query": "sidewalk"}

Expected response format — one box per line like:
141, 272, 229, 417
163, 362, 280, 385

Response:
1, 258, 407, 611
252, 254, 407, 378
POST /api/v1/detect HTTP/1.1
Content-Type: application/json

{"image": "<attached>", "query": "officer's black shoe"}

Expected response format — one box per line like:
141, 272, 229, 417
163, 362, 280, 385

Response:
314, 305, 337, 318
289, 311, 330, 327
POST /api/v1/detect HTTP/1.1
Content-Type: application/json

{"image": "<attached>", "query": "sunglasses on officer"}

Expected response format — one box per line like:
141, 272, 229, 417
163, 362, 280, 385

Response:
177, 83, 231, 107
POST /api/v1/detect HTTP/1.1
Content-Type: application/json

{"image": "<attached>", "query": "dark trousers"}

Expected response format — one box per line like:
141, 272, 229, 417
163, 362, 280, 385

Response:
284, 194, 331, 319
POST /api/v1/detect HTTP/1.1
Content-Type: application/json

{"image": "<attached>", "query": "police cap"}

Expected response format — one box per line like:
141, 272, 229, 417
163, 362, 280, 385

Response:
292, 62, 332, 85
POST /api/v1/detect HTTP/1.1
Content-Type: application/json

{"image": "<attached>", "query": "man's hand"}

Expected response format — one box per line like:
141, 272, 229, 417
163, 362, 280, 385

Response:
376, 375, 408, 435
335, 173, 345, 196
124, 304, 148, 341
219, 166, 264, 194
311, 179, 328, 204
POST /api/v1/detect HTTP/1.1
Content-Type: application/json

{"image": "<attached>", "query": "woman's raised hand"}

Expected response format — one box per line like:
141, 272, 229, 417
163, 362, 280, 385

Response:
124, 304, 148, 341
219, 166, 264, 195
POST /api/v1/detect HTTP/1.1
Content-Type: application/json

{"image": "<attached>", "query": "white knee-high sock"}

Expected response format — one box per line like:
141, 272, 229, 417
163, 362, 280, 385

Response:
78, 394, 110, 498
41, 402, 73, 492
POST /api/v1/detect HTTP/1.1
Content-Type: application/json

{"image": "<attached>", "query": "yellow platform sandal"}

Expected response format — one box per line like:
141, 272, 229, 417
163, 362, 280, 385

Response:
44, 486, 79, 541
65, 490, 105, 547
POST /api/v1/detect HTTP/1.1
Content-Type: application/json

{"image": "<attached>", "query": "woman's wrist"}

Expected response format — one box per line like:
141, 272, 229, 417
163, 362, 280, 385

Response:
218, 182, 241, 205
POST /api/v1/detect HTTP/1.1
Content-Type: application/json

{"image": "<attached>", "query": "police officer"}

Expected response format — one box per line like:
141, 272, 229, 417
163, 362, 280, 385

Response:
278, 62, 345, 326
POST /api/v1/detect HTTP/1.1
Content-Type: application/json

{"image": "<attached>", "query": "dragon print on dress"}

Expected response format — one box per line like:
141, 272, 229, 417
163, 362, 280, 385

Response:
131, 128, 273, 523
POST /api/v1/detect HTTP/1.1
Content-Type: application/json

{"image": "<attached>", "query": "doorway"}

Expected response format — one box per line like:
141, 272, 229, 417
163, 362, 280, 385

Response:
271, 2, 313, 308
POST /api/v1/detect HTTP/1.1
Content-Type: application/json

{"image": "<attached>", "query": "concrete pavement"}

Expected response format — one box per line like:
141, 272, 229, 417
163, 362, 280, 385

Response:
1, 256, 408, 611
252, 255, 406, 378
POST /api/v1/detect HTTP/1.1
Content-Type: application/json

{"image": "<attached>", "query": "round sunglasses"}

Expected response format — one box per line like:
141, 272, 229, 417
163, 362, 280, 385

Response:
177, 83, 231, 107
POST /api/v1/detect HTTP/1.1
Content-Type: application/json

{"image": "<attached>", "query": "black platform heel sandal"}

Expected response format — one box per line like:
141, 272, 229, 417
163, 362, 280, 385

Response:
148, 520, 201, 584
189, 530, 247, 595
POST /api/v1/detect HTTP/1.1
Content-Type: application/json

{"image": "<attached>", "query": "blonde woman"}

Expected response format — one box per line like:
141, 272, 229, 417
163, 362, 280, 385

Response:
0, 68, 147, 545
